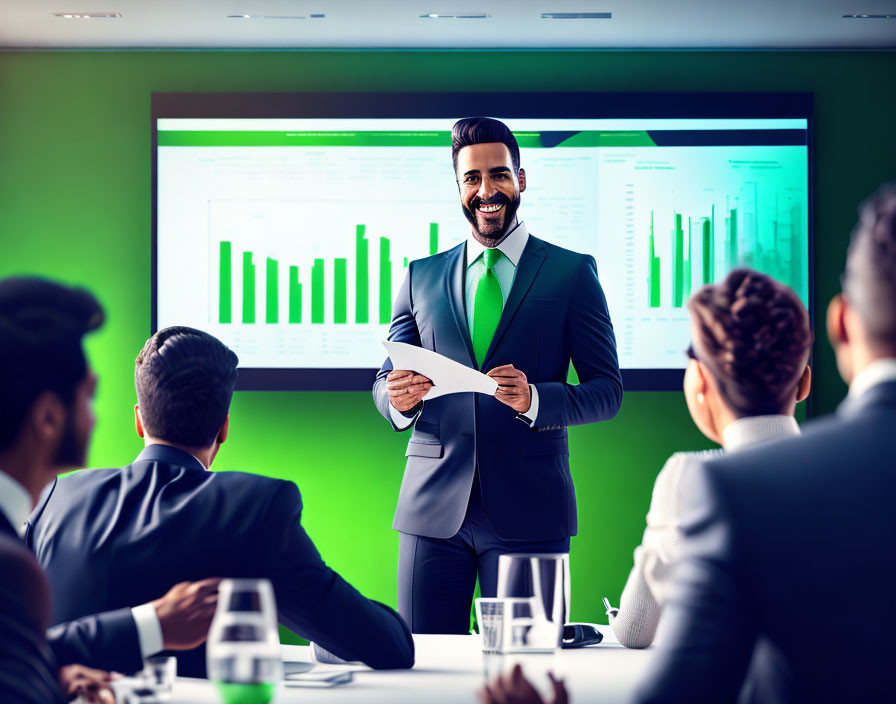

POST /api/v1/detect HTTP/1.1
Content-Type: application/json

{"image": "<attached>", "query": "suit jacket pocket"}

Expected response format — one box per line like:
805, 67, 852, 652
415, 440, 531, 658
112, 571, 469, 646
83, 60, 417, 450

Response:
521, 433, 569, 457
405, 441, 444, 458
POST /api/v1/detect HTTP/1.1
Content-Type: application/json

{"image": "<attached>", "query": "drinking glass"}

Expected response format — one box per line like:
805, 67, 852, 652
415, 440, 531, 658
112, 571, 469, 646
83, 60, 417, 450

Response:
206, 579, 282, 704
496, 553, 570, 652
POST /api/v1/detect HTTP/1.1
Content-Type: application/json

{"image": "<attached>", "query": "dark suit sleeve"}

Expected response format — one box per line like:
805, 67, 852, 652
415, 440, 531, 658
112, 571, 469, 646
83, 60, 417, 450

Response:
262, 481, 414, 670
373, 268, 423, 431
0, 544, 65, 704
46, 608, 143, 674
533, 255, 623, 429
632, 461, 756, 704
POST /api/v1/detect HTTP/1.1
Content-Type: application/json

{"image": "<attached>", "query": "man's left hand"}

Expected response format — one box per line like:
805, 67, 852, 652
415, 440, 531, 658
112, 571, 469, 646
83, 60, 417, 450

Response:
488, 364, 531, 414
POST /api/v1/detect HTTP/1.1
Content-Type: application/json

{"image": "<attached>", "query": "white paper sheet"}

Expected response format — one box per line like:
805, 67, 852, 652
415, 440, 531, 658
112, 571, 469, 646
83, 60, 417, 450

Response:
383, 341, 498, 400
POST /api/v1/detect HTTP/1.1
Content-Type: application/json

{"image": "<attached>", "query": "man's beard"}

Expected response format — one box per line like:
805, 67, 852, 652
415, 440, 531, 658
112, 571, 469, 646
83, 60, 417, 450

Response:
461, 192, 521, 247
53, 408, 88, 469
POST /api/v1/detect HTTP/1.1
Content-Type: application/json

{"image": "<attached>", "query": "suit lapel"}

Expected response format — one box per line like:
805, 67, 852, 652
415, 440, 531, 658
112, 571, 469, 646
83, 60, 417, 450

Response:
445, 242, 477, 366
483, 236, 548, 368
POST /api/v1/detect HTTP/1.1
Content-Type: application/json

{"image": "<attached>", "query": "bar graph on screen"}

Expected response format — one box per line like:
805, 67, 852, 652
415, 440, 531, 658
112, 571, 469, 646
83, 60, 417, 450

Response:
643, 188, 806, 310
204, 197, 461, 365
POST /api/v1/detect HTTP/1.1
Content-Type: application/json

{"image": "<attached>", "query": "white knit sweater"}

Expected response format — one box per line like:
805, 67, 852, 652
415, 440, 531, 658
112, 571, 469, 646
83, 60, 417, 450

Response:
611, 415, 800, 649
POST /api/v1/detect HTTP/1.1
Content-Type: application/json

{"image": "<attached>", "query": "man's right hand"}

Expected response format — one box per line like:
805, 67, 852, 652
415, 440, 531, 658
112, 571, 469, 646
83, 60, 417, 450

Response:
386, 370, 433, 412
151, 578, 222, 651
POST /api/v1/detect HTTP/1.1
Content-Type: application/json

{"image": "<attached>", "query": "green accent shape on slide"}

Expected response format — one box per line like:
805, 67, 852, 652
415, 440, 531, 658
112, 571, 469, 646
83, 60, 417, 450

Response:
552, 131, 657, 147
215, 682, 275, 704
157, 130, 454, 147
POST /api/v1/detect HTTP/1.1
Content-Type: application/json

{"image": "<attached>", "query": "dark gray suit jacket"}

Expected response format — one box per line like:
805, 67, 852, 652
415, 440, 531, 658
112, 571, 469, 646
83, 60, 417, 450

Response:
634, 380, 896, 704
374, 236, 623, 541
27, 444, 414, 677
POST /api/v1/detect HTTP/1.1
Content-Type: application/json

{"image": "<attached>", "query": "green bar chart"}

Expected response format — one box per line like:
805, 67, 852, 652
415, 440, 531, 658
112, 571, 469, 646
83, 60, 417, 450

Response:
311, 259, 324, 324
379, 237, 391, 325
217, 222, 444, 327
289, 266, 301, 324
242, 252, 255, 324
356, 225, 369, 324
645, 187, 806, 310
334, 258, 347, 324
266, 257, 278, 324
219, 241, 232, 323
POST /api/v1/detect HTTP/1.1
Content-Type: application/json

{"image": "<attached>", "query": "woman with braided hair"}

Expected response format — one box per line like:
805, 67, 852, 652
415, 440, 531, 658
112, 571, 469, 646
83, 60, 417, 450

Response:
610, 268, 813, 649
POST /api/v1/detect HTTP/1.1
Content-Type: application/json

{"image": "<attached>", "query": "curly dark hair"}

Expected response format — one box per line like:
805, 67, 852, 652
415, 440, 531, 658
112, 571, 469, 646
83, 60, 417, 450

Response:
843, 183, 896, 350
135, 326, 239, 448
688, 269, 813, 417
451, 117, 520, 175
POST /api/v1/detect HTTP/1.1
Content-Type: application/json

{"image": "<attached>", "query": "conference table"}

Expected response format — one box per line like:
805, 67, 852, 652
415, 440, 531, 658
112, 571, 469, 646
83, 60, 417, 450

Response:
167, 627, 654, 703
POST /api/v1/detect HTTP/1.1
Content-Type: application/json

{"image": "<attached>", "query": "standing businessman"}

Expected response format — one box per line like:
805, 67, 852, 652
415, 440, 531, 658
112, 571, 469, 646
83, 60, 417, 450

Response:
373, 117, 623, 633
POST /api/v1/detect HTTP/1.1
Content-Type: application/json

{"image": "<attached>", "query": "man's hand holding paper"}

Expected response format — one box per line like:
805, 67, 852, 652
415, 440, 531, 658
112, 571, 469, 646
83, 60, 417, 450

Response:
386, 370, 433, 412
382, 341, 500, 403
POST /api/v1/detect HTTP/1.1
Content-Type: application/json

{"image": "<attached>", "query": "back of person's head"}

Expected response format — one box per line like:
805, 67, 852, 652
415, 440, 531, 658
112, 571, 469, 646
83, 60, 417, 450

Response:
135, 327, 239, 448
842, 183, 896, 353
0, 277, 104, 452
451, 117, 521, 174
688, 269, 813, 417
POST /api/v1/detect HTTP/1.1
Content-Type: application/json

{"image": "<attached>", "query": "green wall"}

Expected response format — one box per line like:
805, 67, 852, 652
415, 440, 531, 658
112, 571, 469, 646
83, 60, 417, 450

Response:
2, 50, 895, 632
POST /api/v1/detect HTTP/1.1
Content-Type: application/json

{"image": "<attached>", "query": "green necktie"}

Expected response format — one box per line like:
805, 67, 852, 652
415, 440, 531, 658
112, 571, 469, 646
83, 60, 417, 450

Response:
472, 248, 503, 367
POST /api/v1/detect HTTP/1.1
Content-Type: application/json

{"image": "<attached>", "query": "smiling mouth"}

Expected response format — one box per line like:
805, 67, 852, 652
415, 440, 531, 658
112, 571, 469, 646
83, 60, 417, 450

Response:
477, 203, 504, 214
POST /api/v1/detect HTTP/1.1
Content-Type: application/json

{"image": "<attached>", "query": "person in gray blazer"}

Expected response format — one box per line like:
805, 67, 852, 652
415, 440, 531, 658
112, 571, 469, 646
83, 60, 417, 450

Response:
611, 269, 812, 648
634, 183, 896, 703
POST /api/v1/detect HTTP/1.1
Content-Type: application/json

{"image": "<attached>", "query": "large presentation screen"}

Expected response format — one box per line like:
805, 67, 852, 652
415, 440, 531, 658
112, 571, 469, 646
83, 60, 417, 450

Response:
152, 93, 812, 390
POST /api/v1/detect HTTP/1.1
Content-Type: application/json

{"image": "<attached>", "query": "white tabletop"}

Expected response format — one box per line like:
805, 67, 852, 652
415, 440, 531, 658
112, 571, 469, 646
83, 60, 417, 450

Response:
169, 629, 653, 703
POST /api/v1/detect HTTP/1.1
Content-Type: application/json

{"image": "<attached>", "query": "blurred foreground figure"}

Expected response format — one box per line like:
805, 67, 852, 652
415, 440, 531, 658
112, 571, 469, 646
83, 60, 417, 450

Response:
479, 664, 568, 704
634, 184, 896, 703
0, 277, 114, 703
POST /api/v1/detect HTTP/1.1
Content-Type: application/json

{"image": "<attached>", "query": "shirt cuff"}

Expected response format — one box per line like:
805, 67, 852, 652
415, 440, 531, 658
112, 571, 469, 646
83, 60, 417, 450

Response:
389, 401, 420, 430
131, 603, 164, 661
516, 384, 539, 427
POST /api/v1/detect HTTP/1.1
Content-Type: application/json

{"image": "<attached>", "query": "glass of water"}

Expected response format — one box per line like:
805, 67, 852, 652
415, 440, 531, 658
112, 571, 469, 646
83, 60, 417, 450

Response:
206, 579, 282, 704
496, 553, 570, 652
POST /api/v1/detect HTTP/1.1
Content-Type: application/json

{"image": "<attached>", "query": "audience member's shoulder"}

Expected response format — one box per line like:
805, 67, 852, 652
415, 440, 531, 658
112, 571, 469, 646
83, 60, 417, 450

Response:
653, 449, 723, 499
211, 470, 298, 500
0, 534, 49, 615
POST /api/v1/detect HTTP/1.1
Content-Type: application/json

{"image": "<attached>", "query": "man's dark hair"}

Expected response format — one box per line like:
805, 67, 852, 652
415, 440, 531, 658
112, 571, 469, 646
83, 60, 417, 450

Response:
135, 327, 239, 448
451, 117, 521, 174
0, 277, 104, 451
688, 269, 813, 417
843, 182, 896, 350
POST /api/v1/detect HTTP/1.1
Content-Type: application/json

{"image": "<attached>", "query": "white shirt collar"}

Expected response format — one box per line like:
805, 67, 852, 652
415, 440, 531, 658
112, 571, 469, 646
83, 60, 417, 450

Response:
848, 358, 896, 400
0, 470, 33, 537
721, 414, 801, 452
465, 220, 529, 269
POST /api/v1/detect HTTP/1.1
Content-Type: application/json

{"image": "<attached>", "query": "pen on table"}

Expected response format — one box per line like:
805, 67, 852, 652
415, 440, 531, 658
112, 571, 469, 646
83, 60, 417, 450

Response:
602, 597, 619, 619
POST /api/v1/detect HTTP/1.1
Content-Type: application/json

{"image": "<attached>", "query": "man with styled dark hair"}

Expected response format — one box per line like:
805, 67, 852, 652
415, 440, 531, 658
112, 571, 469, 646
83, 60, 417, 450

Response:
30, 325, 415, 678
374, 116, 623, 633
0, 277, 215, 702
633, 184, 896, 703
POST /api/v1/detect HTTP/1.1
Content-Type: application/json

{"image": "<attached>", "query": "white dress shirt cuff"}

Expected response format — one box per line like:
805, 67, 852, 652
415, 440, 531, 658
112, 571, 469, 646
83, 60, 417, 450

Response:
131, 602, 164, 660
517, 385, 539, 427
389, 401, 419, 430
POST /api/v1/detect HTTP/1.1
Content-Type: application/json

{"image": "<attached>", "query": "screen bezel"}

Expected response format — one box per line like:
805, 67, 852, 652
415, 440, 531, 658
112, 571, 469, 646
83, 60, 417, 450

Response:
151, 91, 814, 392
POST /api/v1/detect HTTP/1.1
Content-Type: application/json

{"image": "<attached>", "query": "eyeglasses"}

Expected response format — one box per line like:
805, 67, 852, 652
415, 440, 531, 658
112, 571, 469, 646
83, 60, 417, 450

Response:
685, 343, 698, 361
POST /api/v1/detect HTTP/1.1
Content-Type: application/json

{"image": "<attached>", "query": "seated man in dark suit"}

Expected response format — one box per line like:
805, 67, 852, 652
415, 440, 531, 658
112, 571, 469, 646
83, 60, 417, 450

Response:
633, 184, 896, 703
28, 325, 415, 678
0, 276, 212, 702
